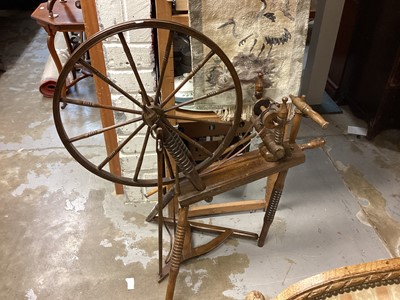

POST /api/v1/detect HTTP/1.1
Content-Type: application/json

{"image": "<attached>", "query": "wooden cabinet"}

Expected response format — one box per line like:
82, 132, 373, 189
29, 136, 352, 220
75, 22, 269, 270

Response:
327, 0, 400, 138
325, 0, 359, 100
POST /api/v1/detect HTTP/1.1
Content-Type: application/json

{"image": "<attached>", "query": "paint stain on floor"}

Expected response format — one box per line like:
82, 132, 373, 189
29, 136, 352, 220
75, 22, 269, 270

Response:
336, 162, 400, 256
177, 252, 250, 299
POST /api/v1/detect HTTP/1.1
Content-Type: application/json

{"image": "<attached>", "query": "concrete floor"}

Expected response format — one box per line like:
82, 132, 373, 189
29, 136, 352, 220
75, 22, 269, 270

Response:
1, 11, 400, 300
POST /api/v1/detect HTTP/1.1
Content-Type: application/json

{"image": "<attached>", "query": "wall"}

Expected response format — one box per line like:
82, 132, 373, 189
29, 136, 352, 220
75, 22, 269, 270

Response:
95, 0, 157, 201
300, 0, 345, 104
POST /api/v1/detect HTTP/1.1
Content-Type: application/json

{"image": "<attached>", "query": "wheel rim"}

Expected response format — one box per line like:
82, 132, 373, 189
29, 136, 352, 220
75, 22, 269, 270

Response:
53, 19, 243, 187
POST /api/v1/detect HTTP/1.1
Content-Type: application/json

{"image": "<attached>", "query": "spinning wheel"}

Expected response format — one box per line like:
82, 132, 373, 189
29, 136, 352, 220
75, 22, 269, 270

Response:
53, 16, 329, 300
53, 19, 243, 188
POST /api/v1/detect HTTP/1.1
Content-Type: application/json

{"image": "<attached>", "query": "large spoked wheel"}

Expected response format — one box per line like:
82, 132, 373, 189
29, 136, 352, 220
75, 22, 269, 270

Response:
53, 19, 243, 187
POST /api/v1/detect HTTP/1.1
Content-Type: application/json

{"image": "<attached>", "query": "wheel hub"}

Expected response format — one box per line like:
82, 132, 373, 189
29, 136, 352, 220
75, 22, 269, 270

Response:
142, 104, 166, 127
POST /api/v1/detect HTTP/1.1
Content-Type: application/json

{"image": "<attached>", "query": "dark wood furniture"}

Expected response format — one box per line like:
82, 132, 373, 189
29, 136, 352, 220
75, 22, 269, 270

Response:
325, 0, 359, 100
326, 0, 400, 138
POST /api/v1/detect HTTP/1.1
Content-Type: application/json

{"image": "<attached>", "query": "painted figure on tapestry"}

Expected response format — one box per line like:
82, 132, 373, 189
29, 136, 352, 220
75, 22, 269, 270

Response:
189, 0, 311, 117
217, 0, 292, 57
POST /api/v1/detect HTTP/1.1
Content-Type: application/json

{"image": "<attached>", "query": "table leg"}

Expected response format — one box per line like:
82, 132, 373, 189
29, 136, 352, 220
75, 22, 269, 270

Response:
63, 32, 77, 79
47, 32, 63, 73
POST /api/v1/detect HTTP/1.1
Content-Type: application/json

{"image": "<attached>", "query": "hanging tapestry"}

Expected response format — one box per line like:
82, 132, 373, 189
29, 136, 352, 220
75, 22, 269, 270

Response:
189, 0, 311, 120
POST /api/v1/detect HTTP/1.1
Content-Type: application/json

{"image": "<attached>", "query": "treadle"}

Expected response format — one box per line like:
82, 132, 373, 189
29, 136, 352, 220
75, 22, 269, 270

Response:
156, 216, 259, 240
153, 215, 259, 282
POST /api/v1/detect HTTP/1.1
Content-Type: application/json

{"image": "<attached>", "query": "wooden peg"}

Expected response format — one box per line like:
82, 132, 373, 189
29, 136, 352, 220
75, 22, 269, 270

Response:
289, 94, 329, 129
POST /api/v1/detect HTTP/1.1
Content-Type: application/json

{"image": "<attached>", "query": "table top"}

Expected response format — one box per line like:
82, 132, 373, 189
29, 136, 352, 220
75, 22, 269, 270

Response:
31, 1, 84, 32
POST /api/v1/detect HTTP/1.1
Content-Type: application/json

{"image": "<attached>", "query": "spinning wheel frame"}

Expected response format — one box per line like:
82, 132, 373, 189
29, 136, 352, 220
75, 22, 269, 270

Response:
53, 19, 243, 187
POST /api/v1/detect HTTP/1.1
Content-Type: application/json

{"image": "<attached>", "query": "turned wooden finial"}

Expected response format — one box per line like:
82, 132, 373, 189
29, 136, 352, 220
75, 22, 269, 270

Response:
277, 96, 288, 119
255, 72, 264, 99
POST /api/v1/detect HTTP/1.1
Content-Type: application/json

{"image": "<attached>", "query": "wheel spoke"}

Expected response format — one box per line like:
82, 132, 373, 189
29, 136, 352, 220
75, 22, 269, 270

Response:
98, 122, 146, 171
164, 85, 235, 113
166, 114, 231, 124
133, 126, 151, 180
118, 32, 151, 106
69, 116, 143, 143
77, 58, 145, 109
61, 97, 142, 115
161, 49, 215, 108
175, 129, 213, 157
155, 30, 175, 104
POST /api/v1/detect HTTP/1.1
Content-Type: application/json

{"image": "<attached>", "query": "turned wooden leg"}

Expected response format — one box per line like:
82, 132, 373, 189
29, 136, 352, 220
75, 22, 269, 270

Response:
258, 170, 288, 247
165, 207, 189, 300
264, 173, 279, 209
47, 32, 63, 73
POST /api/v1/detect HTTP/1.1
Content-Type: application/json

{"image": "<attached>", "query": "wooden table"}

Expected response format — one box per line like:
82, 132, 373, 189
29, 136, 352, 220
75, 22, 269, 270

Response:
31, 1, 84, 74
